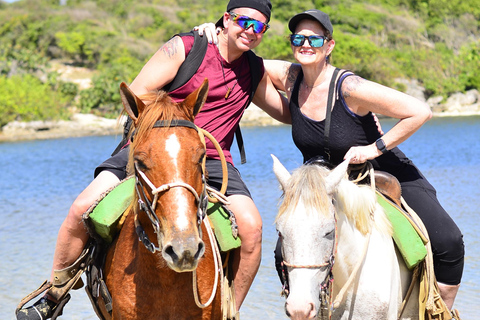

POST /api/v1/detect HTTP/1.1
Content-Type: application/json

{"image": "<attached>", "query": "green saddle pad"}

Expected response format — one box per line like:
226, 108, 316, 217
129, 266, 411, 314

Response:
85, 176, 135, 243
207, 202, 241, 252
85, 178, 241, 252
377, 191, 427, 269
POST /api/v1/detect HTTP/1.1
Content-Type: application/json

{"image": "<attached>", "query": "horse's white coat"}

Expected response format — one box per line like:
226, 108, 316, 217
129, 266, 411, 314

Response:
272, 155, 419, 320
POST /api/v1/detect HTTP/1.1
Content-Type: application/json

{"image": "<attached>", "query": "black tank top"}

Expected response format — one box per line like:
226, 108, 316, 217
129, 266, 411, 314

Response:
290, 69, 418, 182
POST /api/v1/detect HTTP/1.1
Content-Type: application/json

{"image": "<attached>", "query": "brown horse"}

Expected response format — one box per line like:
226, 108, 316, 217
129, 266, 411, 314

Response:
104, 79, 224, 319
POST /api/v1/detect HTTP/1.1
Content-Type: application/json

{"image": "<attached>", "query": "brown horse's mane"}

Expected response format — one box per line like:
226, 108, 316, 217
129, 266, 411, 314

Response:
133, 91, 193, 145
124, 90, 195, 215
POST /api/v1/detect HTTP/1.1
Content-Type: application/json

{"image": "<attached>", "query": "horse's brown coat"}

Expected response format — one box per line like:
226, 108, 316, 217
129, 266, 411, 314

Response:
104, 80, 223, 319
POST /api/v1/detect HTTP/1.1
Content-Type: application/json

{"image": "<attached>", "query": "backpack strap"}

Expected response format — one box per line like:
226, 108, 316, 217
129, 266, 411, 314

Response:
235, 50, 262, 164
163, 30, 208, 92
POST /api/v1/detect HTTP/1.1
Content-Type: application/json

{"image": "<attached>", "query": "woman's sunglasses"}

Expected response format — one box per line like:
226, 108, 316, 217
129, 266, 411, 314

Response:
229, 12, 269, 34
290, 34, 327, 48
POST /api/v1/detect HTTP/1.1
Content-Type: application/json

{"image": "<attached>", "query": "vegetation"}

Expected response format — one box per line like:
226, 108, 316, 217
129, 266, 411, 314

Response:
0, 0, 479, 127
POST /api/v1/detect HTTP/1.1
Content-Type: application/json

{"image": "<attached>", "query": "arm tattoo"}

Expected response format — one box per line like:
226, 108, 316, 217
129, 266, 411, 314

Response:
285, 63, 300, 90
161, 37, 180, 59
342, 75, 365, 98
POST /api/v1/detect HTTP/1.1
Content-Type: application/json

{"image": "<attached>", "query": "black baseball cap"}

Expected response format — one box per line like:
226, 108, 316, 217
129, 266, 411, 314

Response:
288, 9, 333, 35
216, 0, 272, 28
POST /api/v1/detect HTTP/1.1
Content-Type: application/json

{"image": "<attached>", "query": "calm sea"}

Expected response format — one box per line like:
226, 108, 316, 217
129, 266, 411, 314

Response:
1, 116, 479, 319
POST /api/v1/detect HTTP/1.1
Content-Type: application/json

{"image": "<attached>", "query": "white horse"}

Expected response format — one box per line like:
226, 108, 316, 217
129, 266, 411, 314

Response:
272, 155, 419, 320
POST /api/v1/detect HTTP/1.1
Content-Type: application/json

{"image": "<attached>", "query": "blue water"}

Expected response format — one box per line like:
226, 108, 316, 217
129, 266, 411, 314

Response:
1, 116, 479, 319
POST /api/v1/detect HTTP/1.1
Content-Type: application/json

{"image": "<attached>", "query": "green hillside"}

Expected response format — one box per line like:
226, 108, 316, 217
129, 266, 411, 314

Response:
0, 0, 479, 127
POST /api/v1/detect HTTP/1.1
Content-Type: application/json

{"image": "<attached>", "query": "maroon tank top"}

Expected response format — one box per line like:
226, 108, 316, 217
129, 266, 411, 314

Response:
169, 35, 264, 165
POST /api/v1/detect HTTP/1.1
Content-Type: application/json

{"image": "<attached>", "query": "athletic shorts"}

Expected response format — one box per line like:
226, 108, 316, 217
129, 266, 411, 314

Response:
205, 159, 252, 198
94, 147, 251, 199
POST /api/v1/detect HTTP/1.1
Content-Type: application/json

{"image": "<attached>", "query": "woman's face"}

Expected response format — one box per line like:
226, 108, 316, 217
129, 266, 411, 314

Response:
292, 19, 334, 66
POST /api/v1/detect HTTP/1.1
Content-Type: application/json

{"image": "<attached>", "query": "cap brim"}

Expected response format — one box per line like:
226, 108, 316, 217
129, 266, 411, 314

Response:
216, 16, 224, 28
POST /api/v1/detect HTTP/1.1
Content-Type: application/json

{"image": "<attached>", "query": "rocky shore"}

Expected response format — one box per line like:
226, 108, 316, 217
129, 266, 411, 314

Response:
1, 87, 479, 143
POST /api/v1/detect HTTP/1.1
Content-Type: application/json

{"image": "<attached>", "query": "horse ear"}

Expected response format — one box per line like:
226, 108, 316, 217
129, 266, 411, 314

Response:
119, 82, 146, 123
326, 158, 350, 195
181, 78, 209, 117
272, 154, 291, 190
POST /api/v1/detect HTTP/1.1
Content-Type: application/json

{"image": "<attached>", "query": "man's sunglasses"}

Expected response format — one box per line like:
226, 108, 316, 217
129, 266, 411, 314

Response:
229, 12, 269, 34
290, 34, 327, 48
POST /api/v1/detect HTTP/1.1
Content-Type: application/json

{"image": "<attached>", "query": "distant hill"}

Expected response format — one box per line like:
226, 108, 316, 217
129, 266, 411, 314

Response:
0, 0, 478, 126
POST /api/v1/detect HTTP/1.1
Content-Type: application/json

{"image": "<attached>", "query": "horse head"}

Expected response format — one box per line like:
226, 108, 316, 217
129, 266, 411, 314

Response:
272, 154, 349, 319
120, 79, 209, 272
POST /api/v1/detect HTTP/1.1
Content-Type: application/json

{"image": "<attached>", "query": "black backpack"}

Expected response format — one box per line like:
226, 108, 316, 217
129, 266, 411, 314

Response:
114, 30, 262, 164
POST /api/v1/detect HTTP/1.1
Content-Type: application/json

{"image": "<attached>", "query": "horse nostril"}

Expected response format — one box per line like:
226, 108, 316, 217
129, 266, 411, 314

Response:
194, 241, 205, 260
164, 245, 179, 264
308, 302, 317, 319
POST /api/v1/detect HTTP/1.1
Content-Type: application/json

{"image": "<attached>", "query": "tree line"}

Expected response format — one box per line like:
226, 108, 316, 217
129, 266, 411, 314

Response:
0, 0, 478, 127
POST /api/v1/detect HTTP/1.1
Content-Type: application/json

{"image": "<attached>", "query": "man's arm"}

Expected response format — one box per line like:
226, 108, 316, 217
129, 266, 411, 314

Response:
263, 60, 301, 98
129, 36, 186, 96
252, 71, 291, 124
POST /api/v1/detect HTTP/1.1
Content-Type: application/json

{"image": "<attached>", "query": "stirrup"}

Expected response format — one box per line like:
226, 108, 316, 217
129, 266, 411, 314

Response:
16, 280, 71, 320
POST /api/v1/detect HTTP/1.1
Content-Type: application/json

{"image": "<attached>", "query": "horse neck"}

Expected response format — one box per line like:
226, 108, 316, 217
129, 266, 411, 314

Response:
332, 211, 403, 307
337, 209, 397, 275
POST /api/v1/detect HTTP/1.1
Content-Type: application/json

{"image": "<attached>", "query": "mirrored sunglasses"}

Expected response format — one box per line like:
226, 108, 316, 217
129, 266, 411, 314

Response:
229, 12, 269, 34
290, 34, 327, 48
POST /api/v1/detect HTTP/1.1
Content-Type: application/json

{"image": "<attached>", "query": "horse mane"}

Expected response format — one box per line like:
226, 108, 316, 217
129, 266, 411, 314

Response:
126, 90, 193, 175
276, 163, 392, 236
334, 178, 392, 236
276, 165, 331, 221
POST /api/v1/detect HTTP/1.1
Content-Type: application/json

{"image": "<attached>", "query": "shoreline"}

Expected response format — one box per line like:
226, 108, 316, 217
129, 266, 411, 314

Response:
1, 108, 480, 143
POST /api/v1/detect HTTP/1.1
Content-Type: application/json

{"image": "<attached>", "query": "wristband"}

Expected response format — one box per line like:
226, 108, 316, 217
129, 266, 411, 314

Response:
375, 138, 388, 154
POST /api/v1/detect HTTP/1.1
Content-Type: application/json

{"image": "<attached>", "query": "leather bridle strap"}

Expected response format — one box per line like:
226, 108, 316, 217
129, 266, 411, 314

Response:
153, 119, 198, 130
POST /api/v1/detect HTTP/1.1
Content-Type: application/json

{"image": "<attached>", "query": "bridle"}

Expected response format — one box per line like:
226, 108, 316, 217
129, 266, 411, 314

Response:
281, 194, 373, 320
133, 119, 209, 253
281, 209, 338, 319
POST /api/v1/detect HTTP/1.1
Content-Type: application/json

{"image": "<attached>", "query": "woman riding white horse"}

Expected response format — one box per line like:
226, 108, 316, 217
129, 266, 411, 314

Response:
272, 155, 419, 319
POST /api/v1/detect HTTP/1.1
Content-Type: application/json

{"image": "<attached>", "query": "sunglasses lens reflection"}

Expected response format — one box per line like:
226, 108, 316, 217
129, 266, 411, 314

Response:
290, 34, 325, 48
230, 12, 268, 34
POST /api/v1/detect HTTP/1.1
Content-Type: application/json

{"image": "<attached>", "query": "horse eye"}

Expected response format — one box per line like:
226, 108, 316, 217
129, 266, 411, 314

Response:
324, 229, 335, 240
134, 159, 148, 171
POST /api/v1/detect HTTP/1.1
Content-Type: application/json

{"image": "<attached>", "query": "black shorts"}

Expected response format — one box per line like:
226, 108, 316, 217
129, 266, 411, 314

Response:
205, 159, 252, 198
95, 147, 251, 199
94, 146, 129, 180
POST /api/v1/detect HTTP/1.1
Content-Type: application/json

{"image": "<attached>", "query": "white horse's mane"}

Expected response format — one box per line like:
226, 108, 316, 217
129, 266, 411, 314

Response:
276, 164, 392, 236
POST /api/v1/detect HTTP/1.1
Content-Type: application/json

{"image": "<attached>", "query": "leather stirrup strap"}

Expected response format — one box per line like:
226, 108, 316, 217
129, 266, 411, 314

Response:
15, 280, 52, 314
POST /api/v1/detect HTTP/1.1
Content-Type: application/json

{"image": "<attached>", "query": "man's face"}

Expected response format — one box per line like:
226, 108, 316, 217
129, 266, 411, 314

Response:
225, 8, 268, 51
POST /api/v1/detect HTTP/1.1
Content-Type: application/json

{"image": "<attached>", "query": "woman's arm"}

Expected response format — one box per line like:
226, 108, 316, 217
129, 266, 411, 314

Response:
342, 75, 432, 163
